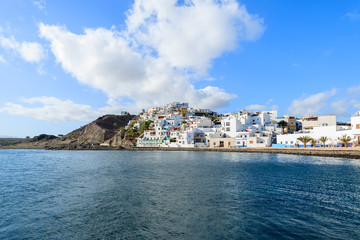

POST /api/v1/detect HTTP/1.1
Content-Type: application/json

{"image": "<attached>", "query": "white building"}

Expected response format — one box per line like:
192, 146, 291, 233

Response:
351, 111, 360, 144
302, 115, 336, 130
276, 112, 360, 147
167, 128, 207, 148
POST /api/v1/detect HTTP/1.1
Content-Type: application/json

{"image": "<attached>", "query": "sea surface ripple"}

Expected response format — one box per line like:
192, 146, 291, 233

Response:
0, 150, 360, 239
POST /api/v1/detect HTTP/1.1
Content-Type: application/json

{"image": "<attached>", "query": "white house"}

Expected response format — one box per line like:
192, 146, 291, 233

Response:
351, 111, 360, 144
302, 115, 336, 130
276, 112, 360, 147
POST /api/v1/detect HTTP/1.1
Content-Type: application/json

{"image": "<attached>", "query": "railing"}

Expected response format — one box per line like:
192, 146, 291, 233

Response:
137, 139, 163, 144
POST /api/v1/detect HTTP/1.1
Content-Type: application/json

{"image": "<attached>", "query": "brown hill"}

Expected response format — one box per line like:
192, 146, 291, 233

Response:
5, 114, 136, 150
62, 114, 136, 145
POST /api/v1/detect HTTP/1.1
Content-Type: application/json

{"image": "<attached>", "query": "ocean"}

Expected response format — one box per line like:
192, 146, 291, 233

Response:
1, 150, 360, 239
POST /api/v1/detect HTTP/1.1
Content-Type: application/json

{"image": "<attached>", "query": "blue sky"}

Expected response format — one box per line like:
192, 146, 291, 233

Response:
1, 0, 360, 138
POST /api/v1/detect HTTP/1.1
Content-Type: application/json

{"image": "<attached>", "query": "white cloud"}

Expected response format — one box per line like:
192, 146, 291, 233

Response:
0, 55, 6, 64
39, 0, 264, 111
0, 35, 45, 63
126, 0, 264, 74
288, 89, 336, 116
19, 41, 46, 63
266, 98, 273, 105
330, 100, 349, 117
348, 85, 360, 94
245, 104, 267, 111
345, 12, 360, 21
350, 100, 360, 109
271, 105, 278, 111
0, 97, 101, 122
33, 0, 46, 10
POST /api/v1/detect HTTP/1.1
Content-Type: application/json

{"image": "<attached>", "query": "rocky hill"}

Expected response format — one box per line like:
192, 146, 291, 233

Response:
63, 114, 136, 144
5, 114, 136, 150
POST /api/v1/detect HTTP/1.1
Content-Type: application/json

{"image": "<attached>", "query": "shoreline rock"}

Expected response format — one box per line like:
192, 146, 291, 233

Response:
2, 145, 360, 160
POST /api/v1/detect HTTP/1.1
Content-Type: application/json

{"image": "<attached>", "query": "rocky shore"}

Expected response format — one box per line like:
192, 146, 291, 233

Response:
124, 146, 360, 159
2, 143, 360, 159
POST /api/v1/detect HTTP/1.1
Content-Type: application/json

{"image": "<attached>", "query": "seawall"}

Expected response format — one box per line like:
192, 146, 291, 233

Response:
128, 147, 360, 159
2, 144, 360, 159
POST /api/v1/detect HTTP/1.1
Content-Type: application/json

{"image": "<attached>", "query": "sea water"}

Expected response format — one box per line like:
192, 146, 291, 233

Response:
0, 150, 360, 239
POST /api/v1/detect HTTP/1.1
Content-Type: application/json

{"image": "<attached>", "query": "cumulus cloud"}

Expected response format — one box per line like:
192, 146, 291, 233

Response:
245, 104, 267, 111
126, 0, 264, 74
0, 97, 101, 122
0, 35, 45, 63
38, 0, 264, 112
288, 89, 336, 116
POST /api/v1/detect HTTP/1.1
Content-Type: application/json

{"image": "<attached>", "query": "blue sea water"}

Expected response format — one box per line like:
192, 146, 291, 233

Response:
0, 150, 360, 239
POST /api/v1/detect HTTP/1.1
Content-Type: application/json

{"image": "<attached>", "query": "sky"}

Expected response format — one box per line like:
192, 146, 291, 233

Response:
1, 0, 360, 138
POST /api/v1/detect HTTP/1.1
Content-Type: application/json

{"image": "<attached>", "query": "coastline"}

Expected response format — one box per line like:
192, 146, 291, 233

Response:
128, 146, 360, 159
2, 144, 360, 160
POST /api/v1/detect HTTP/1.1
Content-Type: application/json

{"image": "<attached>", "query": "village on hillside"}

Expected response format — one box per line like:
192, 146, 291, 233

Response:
109, 102, 360, 149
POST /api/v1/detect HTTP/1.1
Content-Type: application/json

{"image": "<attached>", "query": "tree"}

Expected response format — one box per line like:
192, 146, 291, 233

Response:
297, 136, 312, 148
319, 136, 328, 148
310, 138, 317, 147
140, 120, 153, 132
277, 120, 288, 134
339, 135, 352, 148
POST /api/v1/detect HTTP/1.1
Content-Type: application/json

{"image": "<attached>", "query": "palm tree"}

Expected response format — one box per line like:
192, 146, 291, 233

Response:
297, 136, 312, 148
319, 136, 328, 148
310, 138, 317, 147
339, 135, 352, 148
278, 120, 288, 134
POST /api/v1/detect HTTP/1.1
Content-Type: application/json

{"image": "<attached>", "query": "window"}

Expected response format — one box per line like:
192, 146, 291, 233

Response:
291, 141, 293, 144
226, 122, 230, 126
357, 124, 360, 129
226, 127, 230, 131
